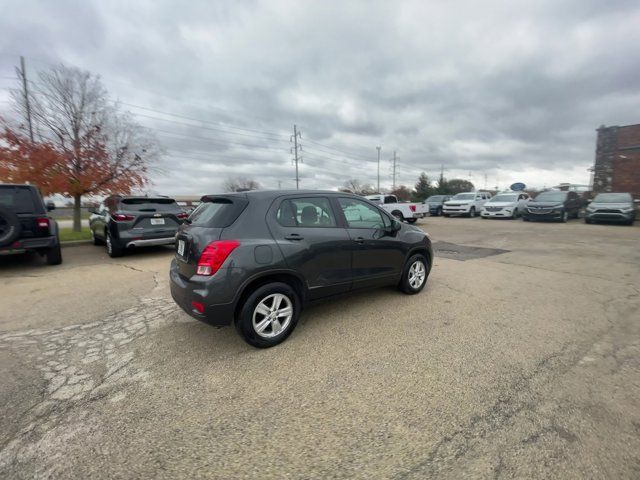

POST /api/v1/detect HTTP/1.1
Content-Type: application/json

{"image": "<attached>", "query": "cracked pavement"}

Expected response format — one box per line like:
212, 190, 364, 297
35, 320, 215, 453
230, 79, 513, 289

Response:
1, 220, 639, 479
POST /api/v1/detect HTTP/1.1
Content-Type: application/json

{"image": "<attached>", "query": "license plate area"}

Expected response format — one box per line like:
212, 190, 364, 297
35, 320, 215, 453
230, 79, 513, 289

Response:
177, 239, 186, 257
150, 218, 165, 225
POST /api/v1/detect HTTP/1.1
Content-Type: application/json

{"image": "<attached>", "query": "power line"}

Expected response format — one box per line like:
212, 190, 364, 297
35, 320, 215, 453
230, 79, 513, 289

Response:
116, 101, 288, 139
303, 137, 373, 160
127, 110, 290, 143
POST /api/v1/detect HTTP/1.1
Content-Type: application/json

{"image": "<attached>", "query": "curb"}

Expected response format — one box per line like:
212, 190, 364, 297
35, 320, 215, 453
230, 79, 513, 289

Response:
61, 240, 92, 248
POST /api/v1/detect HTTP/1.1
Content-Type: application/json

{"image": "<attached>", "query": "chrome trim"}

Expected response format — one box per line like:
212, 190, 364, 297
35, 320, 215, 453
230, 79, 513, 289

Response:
126, 237, 175, 248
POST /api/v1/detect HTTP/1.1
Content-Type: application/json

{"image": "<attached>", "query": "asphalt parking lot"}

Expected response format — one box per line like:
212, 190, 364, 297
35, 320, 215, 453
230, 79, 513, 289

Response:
1, 217, 639, 479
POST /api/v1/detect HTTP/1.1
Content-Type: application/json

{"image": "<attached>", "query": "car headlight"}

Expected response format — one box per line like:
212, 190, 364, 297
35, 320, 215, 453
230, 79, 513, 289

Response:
621, 207, 634, 212
586, 206, 596, 212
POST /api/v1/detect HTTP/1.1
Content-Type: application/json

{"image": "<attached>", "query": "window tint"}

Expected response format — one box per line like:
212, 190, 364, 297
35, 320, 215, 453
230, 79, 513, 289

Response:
338, 198, 386, 229
276, 197, 336, 228
0, 186, 39, 214
120, 198, 180, 212
190, 197, 249, 227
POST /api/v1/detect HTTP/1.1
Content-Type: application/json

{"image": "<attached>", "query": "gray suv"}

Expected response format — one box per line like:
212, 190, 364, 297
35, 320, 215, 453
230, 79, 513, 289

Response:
170, 190, 433, 348
89, 195, 188, 257
585, 192, 636, 225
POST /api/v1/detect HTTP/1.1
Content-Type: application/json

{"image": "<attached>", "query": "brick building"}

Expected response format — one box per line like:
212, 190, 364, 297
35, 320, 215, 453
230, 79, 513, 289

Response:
592, 123, 640, 198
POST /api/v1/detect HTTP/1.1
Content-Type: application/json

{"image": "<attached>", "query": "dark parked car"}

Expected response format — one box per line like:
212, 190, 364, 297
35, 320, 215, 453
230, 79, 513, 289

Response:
585, 192, 636, 225
170, 190, 433, 348
423, 195, 451, 216
522, 190, 583, 222
0, 183, 61, 265
89, 195, 188, 257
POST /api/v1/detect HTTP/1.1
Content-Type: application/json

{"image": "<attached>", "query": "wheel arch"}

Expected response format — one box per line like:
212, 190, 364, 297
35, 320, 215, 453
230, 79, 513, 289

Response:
233, 271, 307, 324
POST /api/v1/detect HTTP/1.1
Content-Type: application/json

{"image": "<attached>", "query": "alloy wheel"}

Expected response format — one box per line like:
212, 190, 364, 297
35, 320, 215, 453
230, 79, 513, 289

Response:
408, 260, 426, 289
252, 293, 293, 338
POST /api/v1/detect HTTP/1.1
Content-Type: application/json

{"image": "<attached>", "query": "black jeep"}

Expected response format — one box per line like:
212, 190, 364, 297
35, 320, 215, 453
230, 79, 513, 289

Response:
0, 184, 62, 265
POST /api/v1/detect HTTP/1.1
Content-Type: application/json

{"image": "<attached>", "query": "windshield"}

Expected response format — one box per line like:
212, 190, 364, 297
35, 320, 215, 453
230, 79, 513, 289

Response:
426, 196, 444, 202
452, 193, 474, 200
489, 194, 518, 203
534, 191, 567, 202
593, 193, 632, 203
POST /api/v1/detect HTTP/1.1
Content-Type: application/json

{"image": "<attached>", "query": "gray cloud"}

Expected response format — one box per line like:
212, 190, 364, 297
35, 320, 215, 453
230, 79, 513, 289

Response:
1, 0, 639, 194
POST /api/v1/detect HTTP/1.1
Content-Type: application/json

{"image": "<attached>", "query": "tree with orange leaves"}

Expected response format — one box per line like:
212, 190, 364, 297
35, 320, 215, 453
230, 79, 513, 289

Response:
3, 64, 160, 231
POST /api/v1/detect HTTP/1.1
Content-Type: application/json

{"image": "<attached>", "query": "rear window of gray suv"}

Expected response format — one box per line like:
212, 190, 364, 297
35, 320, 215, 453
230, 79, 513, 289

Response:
189, 197, 249, 227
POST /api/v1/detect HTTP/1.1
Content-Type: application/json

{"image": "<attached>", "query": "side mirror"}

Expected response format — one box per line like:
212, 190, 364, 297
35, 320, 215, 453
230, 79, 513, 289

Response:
392, 220, 402, 231
587, 199, 593, 203
46, 201, 56, 211
88, 207, 98, 215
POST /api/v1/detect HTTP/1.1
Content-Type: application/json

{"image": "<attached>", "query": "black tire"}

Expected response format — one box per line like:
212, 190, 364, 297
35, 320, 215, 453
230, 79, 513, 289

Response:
584, 218, 592, 224
391, 210, 404, 222
406, 218, 417, 224
522, 216, 530, 222
512, 209, 519, 219
45, 242, 62, 265
236, 282, 301, 348
0, 205, 21, 247
436, 207, 442, 217
468, 207, 476, 218
443, 213, 450, 217
399, 253, 429, 295
91, 228, 104, 246
106, 231, 124, 257
627, 218, 635, 226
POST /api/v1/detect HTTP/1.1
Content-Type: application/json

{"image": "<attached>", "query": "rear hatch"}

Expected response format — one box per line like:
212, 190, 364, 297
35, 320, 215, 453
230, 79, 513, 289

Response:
118, 198, 184, 239
175, 195, 249, 278
0, 185, 49, 239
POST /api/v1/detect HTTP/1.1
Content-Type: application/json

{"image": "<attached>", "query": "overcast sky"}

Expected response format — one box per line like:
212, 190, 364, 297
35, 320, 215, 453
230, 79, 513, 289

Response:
1, 0, 639, 195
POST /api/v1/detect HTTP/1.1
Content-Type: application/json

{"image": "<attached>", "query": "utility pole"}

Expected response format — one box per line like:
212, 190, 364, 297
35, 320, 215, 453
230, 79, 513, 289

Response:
391, 150, 397, 191
376, 146, 382, 193
290, 124, 302, 190
18, 56, 34, 142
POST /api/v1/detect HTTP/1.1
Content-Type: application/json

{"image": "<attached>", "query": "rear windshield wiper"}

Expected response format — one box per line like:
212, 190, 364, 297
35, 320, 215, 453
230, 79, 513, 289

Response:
138, 208, 157, 212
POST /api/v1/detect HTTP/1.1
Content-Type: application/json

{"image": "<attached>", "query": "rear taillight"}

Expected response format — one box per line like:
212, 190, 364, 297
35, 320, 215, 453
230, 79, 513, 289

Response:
177, 212, 189, 220
36, 217, 50, 230
409, 205, 417, 212
196, 240, 240, 276
111, 213, 135, 222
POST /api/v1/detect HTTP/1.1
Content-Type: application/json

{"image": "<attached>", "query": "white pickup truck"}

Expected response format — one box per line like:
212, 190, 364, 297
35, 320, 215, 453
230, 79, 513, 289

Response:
364, 194, 428, 223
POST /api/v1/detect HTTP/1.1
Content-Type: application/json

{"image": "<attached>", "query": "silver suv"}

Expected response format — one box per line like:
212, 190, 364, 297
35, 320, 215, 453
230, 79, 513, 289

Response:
585, 193, 636, 225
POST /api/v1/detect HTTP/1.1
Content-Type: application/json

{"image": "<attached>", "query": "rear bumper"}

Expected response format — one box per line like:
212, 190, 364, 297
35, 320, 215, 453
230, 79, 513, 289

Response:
0, 236, 57, 255
169, 260, 237, 326
126, 237, 175, 248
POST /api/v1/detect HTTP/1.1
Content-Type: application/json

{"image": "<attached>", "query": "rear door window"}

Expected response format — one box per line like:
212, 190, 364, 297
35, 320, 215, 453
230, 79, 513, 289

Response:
0, 186, 39, 213
276, 197, 337, 227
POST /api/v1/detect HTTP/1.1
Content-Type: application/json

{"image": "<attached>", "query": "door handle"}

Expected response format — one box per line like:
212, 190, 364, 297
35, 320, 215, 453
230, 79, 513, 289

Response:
285, 234, 304, 241
354, 237, 365, 244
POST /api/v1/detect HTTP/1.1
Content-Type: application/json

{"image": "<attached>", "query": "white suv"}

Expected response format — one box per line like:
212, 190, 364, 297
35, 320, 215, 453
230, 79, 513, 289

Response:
481, 192, 530, 219
443, 191, 492, 217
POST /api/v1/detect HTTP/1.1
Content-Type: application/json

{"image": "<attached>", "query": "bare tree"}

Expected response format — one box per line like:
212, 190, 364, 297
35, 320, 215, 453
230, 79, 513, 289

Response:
339, 178, 376, 196
10, 64, 160, 231
223, 177, 261, 192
